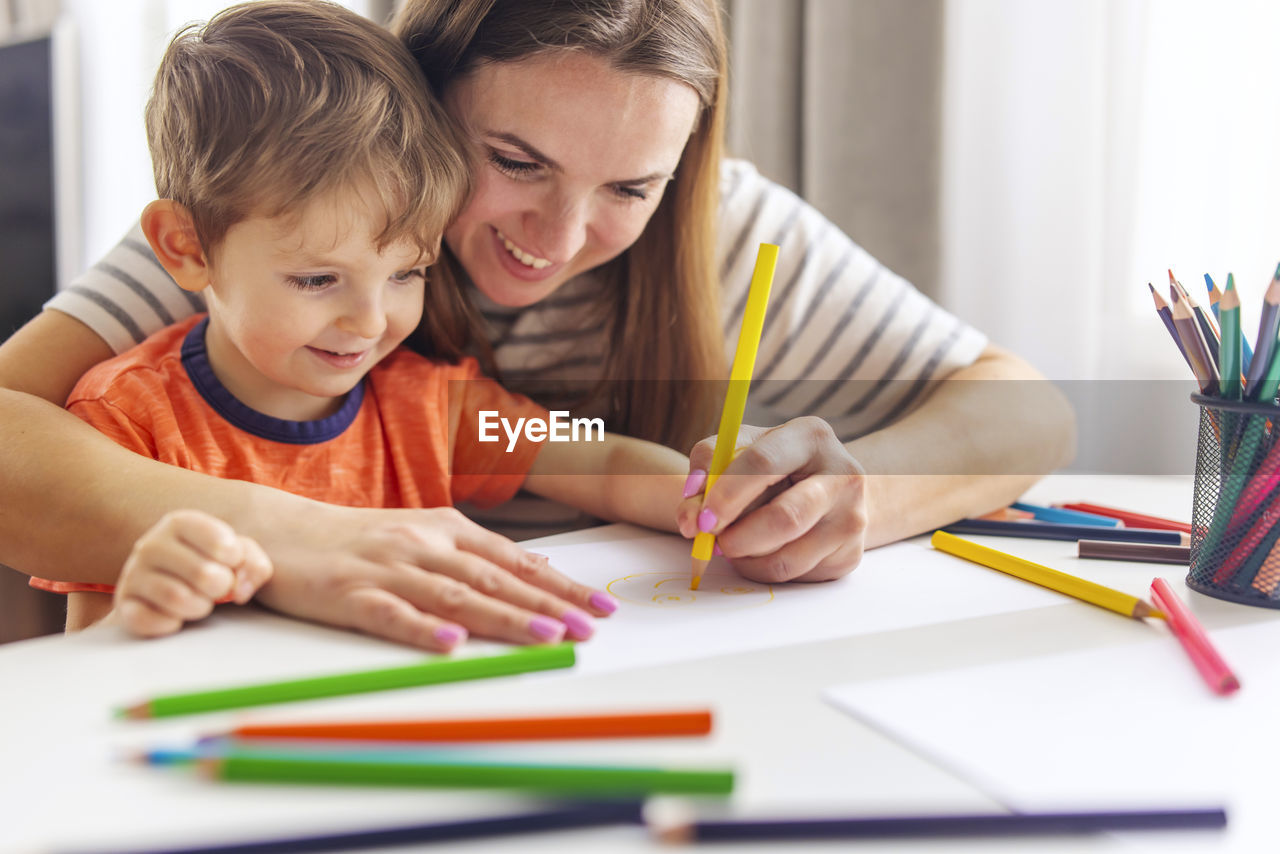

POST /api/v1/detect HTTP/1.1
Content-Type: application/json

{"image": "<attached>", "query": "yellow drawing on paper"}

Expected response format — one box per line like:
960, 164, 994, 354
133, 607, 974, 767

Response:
606, 571, 774, 610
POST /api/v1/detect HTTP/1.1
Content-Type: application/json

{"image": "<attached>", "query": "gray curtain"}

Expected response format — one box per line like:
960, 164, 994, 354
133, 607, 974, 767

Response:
723, 0, 944, 297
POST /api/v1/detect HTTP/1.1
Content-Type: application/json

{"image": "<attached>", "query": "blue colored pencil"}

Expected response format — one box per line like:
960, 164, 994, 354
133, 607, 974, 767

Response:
1011, 502, 1119, 527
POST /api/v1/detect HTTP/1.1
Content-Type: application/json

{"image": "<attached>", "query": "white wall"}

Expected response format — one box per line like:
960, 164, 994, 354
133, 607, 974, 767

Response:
59, 0, 381, 284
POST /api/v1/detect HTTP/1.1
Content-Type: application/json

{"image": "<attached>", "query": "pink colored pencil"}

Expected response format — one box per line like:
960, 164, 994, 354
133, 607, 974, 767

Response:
1149, 577, 1240, 696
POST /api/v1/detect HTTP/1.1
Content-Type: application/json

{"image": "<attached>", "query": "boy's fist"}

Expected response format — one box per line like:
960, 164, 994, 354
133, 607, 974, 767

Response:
114, 509, 273, 637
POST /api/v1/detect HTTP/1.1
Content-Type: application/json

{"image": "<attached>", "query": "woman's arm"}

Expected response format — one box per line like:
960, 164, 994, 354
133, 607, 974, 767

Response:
678, 344, 1075, 582
522, 434, 688, 533
0, 311, 617, 646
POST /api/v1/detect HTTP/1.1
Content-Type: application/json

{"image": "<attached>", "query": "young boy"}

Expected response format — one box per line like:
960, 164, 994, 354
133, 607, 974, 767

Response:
30, 0, 691, 646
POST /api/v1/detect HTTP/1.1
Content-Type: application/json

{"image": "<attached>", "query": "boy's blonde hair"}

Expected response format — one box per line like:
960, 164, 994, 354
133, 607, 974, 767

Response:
146, 0, 470, 257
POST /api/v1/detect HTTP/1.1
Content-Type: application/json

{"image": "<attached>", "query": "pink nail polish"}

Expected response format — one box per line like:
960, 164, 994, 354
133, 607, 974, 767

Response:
682, 468, 708, 499
697, 508, 718, 533
589, 591, 618, 614
434, 624, 467, 646
560, 609, 595, 640
529, 615, 566, 642
713, 543, 723, 557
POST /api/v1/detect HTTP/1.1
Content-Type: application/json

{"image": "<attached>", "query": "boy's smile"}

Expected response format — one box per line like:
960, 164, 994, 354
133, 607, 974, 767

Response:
198, 189, 429, 422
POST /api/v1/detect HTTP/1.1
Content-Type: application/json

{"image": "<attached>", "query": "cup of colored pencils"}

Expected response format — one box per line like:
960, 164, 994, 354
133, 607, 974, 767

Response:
1153, 268, 1280, 607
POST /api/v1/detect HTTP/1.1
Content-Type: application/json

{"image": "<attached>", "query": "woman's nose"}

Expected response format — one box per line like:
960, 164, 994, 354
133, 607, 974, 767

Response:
525, 192, 589, 261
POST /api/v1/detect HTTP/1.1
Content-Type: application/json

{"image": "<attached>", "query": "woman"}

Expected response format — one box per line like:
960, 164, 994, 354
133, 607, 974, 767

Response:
0, 0, 1073, 647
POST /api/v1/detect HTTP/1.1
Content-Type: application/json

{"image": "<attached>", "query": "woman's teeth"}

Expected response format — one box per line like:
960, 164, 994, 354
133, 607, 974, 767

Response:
495, 229, 551, 269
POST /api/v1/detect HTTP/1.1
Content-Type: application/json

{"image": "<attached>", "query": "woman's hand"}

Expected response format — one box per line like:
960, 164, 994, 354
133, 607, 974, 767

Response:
252, 505, 617, 651
114, 510, 273, 638
676, 417, 867, 583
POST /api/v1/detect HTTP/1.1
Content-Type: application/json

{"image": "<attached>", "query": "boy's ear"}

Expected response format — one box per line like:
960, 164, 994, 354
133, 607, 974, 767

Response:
140, 200, 212, 293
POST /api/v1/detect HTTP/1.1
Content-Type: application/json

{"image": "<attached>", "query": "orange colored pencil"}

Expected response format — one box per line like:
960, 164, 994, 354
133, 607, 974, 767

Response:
226, 709, 714, 742
1149, 578, 1239, 696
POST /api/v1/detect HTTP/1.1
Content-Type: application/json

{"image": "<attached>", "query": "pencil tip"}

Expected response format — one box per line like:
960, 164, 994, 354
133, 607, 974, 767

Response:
1147, 282, 1155, 293
1274, 261, 1280, 280
1204, 273, 1215, 291
1226, 272, 1235, 290
1168, 269, 1177, 284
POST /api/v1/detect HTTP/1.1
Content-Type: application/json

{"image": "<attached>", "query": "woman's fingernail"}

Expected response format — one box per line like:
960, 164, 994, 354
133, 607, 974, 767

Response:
682, 468, 707, 498
560, 609, 595, 640
235, 580, 255, 603
589, 591, 618, 614
529, 615, 567, 642
697, 508, 718, 533
434, 624, 467, 646
527, 552, 551, 567
713, 543, 723, 557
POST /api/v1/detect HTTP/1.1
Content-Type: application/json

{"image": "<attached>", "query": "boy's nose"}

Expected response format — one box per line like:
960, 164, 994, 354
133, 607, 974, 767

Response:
338, 295, 386, 340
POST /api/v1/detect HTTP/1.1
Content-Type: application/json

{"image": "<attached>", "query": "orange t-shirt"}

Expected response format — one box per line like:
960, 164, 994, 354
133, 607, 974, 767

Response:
32, 315, 547, 595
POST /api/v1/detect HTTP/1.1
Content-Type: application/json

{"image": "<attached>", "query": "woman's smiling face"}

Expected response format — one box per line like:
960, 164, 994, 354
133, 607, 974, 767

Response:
443, 50, 702, 307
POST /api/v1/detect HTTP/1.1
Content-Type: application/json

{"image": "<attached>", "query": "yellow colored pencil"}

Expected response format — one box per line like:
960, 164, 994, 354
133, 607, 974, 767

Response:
691, 243, 779, 590
930, 531, 1163, 620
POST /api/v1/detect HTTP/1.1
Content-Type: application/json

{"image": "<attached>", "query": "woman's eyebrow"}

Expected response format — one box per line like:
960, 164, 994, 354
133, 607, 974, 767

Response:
484, 130, 673, 185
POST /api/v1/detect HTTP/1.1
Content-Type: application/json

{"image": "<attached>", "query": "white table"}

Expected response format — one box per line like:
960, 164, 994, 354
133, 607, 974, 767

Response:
1, 474, 1266, 853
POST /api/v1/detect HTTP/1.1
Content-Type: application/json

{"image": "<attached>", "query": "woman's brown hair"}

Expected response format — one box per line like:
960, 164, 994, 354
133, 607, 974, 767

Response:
391, 0, 728, 452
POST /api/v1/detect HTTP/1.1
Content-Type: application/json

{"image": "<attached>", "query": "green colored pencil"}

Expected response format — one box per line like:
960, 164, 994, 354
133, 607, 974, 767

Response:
199, 752, 735, 795
1219, 275, 1243, 401
118, 643, 576, 719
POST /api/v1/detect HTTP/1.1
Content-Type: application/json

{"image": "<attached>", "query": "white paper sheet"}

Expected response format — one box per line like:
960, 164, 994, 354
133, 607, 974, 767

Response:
538, 533, 1075, 674
823, 619, 1280, 851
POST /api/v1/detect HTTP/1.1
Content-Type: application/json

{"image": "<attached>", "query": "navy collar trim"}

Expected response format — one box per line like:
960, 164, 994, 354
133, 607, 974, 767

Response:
180, 316, 365, 445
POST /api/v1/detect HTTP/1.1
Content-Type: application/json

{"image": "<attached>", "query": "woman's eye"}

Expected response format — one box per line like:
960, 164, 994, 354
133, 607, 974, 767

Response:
613, 184, 649, 202
488, 151, 540, 177
287, 274, 336, 290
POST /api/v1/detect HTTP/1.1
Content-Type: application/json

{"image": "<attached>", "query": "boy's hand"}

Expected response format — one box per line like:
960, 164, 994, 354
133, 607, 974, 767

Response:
114, 509, 273, 637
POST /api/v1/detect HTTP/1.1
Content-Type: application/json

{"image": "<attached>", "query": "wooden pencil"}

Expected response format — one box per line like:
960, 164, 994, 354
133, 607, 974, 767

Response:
1058, 502, 1191, 533
1243, 264, 1280, 398
691, 243, 778, 590
1208, 273, 1254, 371
1218, 275, 1244, 400
225, 709, 714, 742
88, 802, 646, 854
646, 806, 1227, 843
1150, 283, 1191, 369
930, 531, 1163, 619
1169, 283, 1219, 394
1171, 269, 1220, 368
1010, 501, 1120, 527
1150, 577, 1240, 695
1077, 540, 1190, 565
117, 643, 576, 719
197, 752, 735, 795
942, 519, 1188, 546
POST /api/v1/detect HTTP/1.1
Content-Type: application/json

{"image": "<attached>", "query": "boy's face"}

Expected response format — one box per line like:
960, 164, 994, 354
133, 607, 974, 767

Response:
200, 189, 430, 421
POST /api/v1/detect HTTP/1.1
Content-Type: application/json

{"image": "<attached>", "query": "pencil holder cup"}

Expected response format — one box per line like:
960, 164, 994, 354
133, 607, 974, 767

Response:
1188, 393, 1280, 607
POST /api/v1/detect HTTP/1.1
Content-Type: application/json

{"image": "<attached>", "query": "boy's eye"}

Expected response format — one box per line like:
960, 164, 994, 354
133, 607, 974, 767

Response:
390, 268, 426, 284
287, 274, 336, 290
488, 150, 540, 177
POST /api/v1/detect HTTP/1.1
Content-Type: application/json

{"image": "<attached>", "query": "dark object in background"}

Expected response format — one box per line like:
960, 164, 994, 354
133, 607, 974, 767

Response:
0, 33, 56, 343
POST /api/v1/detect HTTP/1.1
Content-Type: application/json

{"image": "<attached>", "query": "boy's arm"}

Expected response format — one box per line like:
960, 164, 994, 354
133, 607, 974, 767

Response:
522, 434, 689, 533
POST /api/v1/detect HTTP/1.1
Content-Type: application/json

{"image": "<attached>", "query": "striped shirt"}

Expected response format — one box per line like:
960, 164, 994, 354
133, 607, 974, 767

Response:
48, 159, 986, 538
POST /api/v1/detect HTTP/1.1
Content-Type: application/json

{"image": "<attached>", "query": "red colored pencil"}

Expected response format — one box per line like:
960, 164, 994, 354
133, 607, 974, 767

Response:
1149, 577, 1239, 696
1058, 503, 1191, 534
225, 709, 714, 742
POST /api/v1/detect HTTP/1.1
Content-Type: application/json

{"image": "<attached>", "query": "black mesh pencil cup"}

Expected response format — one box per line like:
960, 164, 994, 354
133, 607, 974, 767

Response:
1188, 393, 1280, 606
